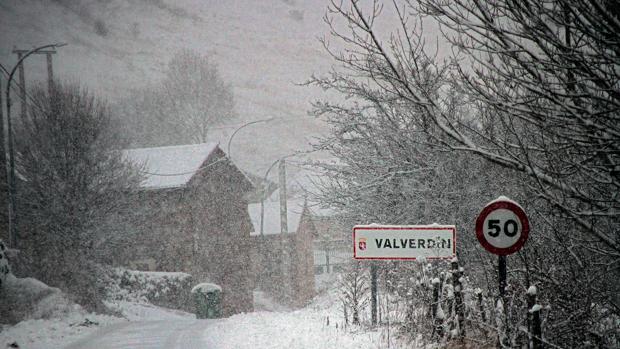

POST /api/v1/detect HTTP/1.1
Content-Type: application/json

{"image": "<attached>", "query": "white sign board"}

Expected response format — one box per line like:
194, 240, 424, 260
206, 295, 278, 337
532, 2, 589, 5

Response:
353, 225, 456, 260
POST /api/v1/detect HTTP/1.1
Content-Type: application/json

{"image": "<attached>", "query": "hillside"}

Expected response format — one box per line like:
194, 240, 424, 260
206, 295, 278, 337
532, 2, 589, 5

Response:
0, 0, 336, 176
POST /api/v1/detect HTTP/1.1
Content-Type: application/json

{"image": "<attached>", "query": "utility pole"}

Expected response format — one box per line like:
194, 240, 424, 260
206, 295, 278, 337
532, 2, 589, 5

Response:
278, 159, 291, 303
14, 51, 26, 119
13, 47, 58, 96
46, 52, 54, 93
4, 43, 65, 249
5, 74, 17, 249
0, 78, 7, 244
279, 159, 288, 234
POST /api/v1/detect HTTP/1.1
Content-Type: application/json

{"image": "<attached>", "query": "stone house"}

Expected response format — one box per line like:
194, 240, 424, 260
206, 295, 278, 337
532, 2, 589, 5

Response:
121, 143, 254, 316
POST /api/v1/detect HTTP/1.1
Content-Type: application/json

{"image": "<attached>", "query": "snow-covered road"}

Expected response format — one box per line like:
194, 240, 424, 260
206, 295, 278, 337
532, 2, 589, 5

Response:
4, 281, 400, 349
64, 319, 216, 349
60, 307, 395, 349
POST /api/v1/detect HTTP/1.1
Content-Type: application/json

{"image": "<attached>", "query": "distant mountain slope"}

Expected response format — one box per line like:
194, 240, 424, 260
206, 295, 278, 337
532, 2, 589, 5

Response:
0, 0, 335, 176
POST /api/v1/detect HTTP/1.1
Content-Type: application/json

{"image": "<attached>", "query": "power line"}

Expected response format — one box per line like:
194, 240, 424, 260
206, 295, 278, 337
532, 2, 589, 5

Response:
209, 114, 321, 131
137, 147, 320, 178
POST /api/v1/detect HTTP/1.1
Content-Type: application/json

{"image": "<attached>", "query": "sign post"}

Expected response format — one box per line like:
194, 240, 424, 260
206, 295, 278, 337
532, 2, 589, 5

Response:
354, 224, 456, 331
370, 263, 377, 326
475, 196, 530, 347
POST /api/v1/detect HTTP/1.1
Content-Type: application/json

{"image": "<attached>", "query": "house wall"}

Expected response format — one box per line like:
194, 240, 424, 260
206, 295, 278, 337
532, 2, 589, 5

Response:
249, 234, 290, 302
290, 212, 316, 307
249, 207, 316, 308
190, 149, 254, 316
312, 215, 350, 275
120, 151, 254, 316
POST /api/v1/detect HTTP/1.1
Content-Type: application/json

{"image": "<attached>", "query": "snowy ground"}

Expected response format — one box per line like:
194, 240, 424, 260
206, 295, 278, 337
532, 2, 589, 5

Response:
0, 301, 197, 349
201, 299, 389, 349
0, 312, 122, 349
61, 290, 395, 349
1, 274, 405, 349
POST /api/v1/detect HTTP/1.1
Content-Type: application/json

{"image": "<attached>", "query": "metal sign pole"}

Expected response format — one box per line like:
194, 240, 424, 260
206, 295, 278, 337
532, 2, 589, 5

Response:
498, 254, 508, 348
475, 197, 530, 348
498, 255, 506, 298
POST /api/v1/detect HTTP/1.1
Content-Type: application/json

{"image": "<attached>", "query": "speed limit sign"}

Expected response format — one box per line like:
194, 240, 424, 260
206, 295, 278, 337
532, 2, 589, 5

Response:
475, 197, 529, 255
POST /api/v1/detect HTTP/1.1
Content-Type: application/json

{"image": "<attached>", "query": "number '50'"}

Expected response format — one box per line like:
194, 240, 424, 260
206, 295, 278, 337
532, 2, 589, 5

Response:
487, 219, 518, 237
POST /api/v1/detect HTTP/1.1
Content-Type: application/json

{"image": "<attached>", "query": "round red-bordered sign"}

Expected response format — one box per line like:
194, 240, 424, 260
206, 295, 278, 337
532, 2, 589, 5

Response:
475, 199, 529, 255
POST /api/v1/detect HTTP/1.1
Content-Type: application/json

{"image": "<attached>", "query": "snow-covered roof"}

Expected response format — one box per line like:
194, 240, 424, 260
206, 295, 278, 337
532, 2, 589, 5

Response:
248, 196, 306, 236
123, 143, 219, 189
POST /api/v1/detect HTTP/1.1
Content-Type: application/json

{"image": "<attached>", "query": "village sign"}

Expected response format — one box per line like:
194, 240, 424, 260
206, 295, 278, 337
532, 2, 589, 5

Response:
353, 225, 456, 260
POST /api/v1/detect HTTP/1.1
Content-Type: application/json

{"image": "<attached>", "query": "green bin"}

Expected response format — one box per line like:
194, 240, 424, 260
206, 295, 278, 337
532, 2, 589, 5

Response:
192, 283, 222, 319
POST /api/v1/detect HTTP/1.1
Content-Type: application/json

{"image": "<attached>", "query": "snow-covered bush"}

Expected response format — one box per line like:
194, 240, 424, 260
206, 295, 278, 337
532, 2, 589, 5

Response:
339, 261, 369, 326
380, 261, 451, 344
103, 267, 194, 312
0, 274, 78, 324
15, 82, 142, 312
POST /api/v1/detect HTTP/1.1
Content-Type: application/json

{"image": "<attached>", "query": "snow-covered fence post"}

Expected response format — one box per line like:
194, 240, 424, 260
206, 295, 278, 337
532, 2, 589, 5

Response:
451, 257, 465, 339
527, 286, 543, 349
475, 288, 486, 324
445, 272, 455, 332
495, 297, 506, 348
432, 277, 444, 338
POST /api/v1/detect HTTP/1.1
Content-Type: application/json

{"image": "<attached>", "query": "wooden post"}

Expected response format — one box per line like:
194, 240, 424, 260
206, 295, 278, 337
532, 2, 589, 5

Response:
370, 263, 377, 326
277, 160, 291, 303
527, 286, 543, 349
5, 76, 17, 250
15, 52, 26, 119
278, 159, 288, 234
0, 78, 6, 244
7, 46, 61, 250
46, 52, 54, 94
475, 288, 486, 324
13, 48, 58, 97
432, 277, 443, 338
452, 257, 466, 339
446, 272, 454, 332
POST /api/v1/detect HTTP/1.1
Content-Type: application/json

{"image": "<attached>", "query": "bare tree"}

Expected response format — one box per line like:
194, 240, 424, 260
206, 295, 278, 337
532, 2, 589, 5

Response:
310, 1, 619, 346
15, 82, 142, 311
313, 0, 619, 254
118, 49, 236, 146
